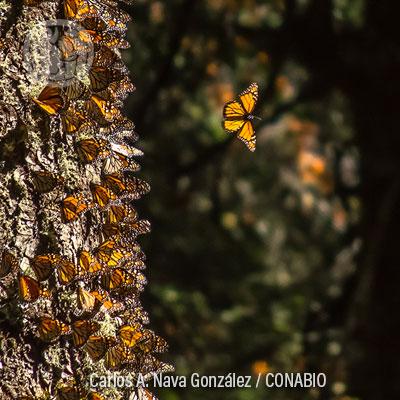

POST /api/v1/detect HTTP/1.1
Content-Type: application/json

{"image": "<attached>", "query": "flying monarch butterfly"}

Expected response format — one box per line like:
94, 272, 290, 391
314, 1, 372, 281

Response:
222, 82, 260, 152
119, 324, 143, 347
0, 250, 18, 278
76, 138, 110, 163
104, 343, 128, 370
57, 258, 77, 284
38, 317, 70, 342
90, 183, 117, 208
62, 193, 92, 222
72, 320, 100, 347
30, 254, 61, 282
84, 335, 116, 361
31, 170, 64, 193
32, 84, 66, 115
78, 250, 103, 276
94, 239, 131, 267
18, 275, 49, 302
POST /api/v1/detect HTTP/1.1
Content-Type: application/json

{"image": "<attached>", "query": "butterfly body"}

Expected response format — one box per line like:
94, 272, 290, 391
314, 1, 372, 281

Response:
222, 82, 259, 152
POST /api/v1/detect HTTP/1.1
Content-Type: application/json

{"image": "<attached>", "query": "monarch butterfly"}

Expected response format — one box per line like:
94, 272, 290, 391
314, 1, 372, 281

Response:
89, 66, 125, 92
99, 77, 135, 101
18, 275, 49, 302
58, 258, 77, 284
76, 138, 110, 163
38, 317, 70, 342
110, 142, 143, 158
72, 320, 100, 347
100, 267, 133, 290
62, 193, 92, 222
30, 254, 61, 281
77, 286, 98, 312
83, 28, 129, 50
102, 152, 140, 174
102, 220, 151, 242
133, 354, 173, 376
101, 173, 125, 194
122, 305, 149, 325
90, 183, 117, 208
122, 259, 146, 271
136, 330, 168, 354
124, 176, 151, 199
102, 174, 150, 199
101, 268, 146, 291
56, 380, 87, 400
104, 343, 128, 370
119, 324, 143, 347
222, 82, 260, 152
87, 392, 105, 400
94, 240, 131, 267
60, 106, 88, 135
32, 170, 64, 193
85, 95, 121, 123
106, 204, 137, 224
32, 84, 66, 115
62, 79, 89, 101
78, 250, 102, 276
57, 32, 91, 61
84, 335, 115, 361
92, 44, 125, 69
0, 250, 18, 278
63, 0, 99, 20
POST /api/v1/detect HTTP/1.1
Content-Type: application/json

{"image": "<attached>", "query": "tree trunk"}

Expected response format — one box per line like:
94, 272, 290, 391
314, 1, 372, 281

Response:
0, 1, 169, 399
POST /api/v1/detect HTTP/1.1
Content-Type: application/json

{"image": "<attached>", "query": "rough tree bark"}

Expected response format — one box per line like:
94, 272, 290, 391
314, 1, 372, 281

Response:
0, 1, 170, 399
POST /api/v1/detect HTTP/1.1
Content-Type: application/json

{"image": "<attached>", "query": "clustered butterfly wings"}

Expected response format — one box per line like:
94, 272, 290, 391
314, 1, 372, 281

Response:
15, 1, 170, 393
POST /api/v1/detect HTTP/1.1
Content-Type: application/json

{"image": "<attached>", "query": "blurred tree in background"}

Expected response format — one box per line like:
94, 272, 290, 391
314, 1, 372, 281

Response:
119, 1, 400, 399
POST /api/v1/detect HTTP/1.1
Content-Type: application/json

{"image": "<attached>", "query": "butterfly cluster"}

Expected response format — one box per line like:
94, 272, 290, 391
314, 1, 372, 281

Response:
1, 1, 170, 399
